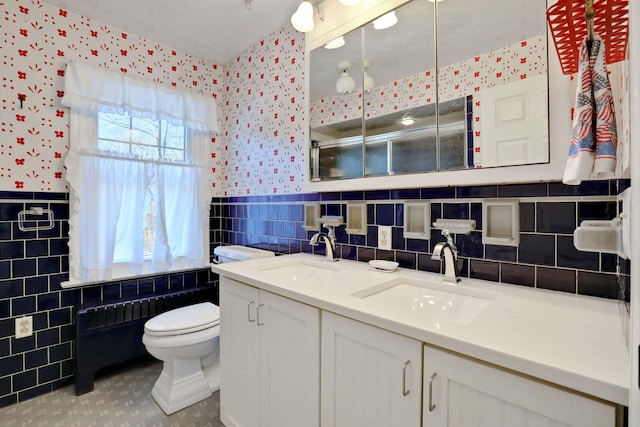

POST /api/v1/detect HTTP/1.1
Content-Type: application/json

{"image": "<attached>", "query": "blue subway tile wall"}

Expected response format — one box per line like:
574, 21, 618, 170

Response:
0, 180, 631, 408
0, 194, 218, 409
216, 180, 630, 305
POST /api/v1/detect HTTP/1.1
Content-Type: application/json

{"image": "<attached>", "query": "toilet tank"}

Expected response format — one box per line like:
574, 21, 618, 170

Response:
213, 245, 275, 263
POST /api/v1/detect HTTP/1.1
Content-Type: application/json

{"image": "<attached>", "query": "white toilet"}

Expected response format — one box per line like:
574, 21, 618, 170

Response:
142, 245, 274, 414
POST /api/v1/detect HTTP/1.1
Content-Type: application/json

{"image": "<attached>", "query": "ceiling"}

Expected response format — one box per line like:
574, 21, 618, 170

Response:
42, 0, 303, 64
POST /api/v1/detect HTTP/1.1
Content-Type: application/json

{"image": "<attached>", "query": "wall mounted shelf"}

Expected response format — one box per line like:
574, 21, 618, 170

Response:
346, 203, 367, 235
403, 202, 430, 240
482, 200, 520, 247
303, 203, 321, 231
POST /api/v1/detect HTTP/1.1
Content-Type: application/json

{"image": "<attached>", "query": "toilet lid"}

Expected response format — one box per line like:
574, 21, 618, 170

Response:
214, 245, 275, 261
144, 302, 220, 336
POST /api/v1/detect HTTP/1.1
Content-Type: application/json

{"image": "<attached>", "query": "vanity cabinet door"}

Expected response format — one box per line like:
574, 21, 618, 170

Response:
220, 278, 261, 427
321, 312, 422, 427
258, 289, 320, 427
423, 345, 616, 427
220, 277, 320, 427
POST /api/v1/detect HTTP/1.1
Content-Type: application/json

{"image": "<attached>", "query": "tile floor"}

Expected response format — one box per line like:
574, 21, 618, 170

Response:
0, 359, 223, 426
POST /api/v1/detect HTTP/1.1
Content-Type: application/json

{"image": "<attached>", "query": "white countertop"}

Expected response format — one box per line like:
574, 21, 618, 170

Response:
211, 253, 629, 406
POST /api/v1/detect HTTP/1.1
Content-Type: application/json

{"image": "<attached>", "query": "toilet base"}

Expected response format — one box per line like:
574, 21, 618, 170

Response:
202, 346, 221, 393
151, 357, 212, 415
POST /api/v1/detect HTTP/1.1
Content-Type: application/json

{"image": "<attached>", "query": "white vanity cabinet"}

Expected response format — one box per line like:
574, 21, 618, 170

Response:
422, 345, 617, 427
321, 312, 423, 427
219, 277, 320, 427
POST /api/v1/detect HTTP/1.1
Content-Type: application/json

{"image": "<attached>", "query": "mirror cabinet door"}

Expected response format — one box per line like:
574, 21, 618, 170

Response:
363, 0, 436, 177
309, 0, 550, 181
310, 27, 364, 180
436, 0, 549, 170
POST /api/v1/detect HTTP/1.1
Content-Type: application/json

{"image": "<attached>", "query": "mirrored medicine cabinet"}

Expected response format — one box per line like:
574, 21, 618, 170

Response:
308, 0, 550, 182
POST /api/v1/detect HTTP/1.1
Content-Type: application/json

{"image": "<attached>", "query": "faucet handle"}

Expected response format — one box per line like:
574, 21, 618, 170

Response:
324, 225, 336, 241
431, 242, 445, 260
440, 230, 456, 249
309, 232, 320, 246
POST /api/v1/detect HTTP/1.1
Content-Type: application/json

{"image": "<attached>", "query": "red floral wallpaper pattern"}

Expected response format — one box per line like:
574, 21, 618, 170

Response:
218, 28, 307, 196
1, 0, 308, 196
311, 36, 547, 127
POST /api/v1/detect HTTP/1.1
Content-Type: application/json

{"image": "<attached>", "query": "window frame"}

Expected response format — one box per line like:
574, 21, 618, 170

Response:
97, 112, 194, 162
63, 109, 211, 288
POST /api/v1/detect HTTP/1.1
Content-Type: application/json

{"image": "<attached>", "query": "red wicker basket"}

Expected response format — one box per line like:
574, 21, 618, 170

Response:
546, 0, 629, 75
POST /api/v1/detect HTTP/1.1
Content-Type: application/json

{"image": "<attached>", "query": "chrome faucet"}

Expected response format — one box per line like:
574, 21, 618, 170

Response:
431, 230, 460, 283
310, 224, 338, 262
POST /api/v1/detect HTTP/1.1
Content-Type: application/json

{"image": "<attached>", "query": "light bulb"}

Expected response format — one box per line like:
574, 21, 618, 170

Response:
336, 61, 356, 94
401, 117, 415, 126
336, 70, 356, 94
363, 61, 374, 92
325, 36, 345, 49
364, 71, 374, 92
373, 11, 398, 30
291, 1, 314, 33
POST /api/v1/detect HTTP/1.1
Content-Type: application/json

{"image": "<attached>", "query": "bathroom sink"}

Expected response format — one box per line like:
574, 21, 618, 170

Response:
351, 277, 499, 325
254, 259, 347, 281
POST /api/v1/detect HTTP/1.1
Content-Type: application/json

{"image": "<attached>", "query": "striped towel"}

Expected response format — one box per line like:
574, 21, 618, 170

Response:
590, 35, 617, 178
563, 34, 617, 185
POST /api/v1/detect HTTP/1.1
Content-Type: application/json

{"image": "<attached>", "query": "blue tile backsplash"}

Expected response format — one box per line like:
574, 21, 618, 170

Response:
215, 180, 630, 302
0, 179, 631, 408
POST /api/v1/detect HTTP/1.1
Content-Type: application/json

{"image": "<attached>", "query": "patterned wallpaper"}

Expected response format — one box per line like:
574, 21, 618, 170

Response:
0, 0, 307, 197
310, 36, 547, 128
0, 0, 628, 196
217, 27, 307, 196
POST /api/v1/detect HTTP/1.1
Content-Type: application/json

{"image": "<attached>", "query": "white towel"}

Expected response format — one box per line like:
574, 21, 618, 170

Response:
563, 34, 617, 185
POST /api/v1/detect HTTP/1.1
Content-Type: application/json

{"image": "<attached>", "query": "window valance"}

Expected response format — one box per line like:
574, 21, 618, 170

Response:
61, 60, 219, 132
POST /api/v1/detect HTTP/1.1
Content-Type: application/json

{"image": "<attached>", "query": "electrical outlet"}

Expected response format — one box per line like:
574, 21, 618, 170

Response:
15, 316, 33, 339
378, 226, 392, 250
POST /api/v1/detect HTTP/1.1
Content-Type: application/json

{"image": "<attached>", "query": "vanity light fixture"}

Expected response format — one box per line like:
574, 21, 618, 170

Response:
373, 11, 398, 30
291, 0, 323, 33
325, 36, 345, 49
336, 61, 356, 94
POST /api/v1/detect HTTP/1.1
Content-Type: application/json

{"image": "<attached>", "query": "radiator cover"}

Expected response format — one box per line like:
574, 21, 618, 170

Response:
74, 287, 214, 395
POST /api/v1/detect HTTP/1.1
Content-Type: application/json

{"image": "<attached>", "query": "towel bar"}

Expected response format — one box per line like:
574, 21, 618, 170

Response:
17, 207, 55, 232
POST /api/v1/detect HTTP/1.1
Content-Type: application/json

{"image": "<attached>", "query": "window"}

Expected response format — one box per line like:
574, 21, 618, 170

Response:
97, 112, 193, 260
97, 113, 191, 161
61, 61, 218, 287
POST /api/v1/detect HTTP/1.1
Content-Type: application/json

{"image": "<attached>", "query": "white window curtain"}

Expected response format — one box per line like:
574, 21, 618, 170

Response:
61, 61, 217, 287
62, 60, 218, 132
153, 162, 210, 271
65, 150, 149, 282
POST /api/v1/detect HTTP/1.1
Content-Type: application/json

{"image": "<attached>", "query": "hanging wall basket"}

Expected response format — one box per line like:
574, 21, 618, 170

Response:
547, 0, 629, 75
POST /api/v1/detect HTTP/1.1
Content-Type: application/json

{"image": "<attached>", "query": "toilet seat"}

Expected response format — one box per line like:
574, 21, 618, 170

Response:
143, 324, 220, 349
144, 302, 220, 336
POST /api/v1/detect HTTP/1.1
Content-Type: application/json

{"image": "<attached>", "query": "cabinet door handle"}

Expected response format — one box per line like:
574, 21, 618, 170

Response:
428, 372, 437, 412
257, 304, 265, 326
402, 360, 411, 396
247, 301, 256, 323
